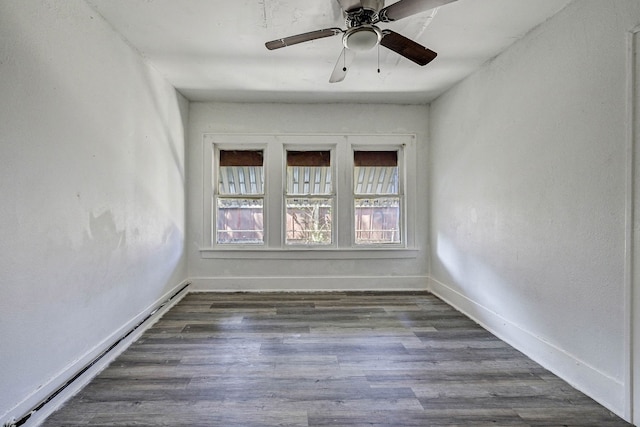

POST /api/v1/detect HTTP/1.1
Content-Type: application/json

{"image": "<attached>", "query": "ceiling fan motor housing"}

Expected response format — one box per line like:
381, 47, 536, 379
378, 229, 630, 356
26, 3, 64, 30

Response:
341, 0, 384, 14
357, 0, 385, 13
344, 0, 384, 27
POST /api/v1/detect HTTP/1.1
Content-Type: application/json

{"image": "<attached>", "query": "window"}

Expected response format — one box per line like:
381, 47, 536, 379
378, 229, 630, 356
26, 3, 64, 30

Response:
354, 150, 401, 245
285, 150, 333, 245
203, 134, 416, 255
216, 150, 264, 244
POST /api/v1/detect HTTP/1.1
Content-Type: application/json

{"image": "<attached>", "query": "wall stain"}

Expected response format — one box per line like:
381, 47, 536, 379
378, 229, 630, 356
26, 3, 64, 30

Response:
88, 210, 125, 251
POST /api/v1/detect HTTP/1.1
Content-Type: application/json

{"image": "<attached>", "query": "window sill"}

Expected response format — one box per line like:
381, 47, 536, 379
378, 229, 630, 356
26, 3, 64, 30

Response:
199, 247, 419, 260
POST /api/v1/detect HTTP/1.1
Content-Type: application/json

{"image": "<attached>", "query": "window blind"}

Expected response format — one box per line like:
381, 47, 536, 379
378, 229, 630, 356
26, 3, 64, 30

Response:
354, 151, 397, 167
219, 150, 263, 167
287, 151, 331, 167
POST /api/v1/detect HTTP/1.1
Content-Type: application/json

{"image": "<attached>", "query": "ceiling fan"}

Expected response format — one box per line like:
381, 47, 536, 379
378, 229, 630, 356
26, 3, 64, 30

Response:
265, 0, 457, 83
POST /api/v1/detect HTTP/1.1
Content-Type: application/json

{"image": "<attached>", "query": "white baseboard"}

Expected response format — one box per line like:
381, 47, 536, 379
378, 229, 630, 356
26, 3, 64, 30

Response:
189, 275, 429, 292
427, 276, 626, 419
3, 280, 190, 427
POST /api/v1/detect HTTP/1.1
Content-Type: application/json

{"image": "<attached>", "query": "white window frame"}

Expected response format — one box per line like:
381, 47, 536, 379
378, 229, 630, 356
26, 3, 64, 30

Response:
351, 145, 404, 248
214, 146, 267, 246
283, 145, 336, 247
201, 134, 418, 260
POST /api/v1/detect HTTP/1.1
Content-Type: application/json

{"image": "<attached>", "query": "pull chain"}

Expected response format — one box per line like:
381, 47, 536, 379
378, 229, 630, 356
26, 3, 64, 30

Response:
343, 48, 347, 72
377, 44, 380, 74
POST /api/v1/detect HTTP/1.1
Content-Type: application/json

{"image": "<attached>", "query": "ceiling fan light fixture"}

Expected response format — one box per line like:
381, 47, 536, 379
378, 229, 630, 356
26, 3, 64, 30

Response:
343, 25, 382, 51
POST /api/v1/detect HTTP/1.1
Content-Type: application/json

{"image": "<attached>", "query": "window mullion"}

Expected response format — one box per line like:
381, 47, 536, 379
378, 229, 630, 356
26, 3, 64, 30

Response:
267, 142, 283, 248
336, 142, 351, 248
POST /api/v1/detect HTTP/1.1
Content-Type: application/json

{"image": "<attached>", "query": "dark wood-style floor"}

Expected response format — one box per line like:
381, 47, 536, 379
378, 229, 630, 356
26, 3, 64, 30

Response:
43, 292, 629, 426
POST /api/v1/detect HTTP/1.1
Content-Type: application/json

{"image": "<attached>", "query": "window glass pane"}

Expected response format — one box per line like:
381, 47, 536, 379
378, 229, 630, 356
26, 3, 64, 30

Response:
355, 197, 400, 244
218, 150, 264, 195
354, 150, 398, 195
286, 198, 332, 245
216, 198, 263, 244
354, 166, 398, 195
286, 150, 331, 195
219, 166, 264, 195
287, 166, 332, 195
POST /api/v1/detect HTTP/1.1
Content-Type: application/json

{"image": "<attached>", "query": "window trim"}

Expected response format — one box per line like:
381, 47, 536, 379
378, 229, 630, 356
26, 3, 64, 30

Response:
201, 133, 417, 257
351, 145, 404, 247
283, 145, 336, 247
199, 247, 419, 260
215, 148, 266, 245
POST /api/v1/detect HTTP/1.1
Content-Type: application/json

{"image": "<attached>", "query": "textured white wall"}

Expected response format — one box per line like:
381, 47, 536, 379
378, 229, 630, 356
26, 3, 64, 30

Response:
0, 1, 188, 423
429, 0, 640, 419
187, 102, 429, 290
631, 26, 640, 427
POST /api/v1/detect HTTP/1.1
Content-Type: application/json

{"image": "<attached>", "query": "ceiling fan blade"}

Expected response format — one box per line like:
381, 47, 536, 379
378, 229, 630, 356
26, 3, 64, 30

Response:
378, 0, 456, 22
380, 30, 437, 66
329, 48, 357, 83
265, 28, 343, 50
336, 0, 362, 13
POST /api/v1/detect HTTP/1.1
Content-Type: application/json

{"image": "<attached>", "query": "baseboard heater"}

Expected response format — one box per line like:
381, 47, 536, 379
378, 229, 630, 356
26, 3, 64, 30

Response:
6, 283, 190, 427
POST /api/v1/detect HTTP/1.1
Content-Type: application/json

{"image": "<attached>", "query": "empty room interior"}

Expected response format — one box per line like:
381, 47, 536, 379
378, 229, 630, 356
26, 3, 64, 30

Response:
2, 0, 640, 425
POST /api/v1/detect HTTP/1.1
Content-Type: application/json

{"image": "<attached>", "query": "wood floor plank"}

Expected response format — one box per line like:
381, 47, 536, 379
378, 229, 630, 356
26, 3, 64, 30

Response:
42, 291, 630, 426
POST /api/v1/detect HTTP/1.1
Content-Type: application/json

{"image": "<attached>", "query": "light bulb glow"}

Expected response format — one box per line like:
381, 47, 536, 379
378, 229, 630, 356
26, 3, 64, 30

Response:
343, 26, 382, 52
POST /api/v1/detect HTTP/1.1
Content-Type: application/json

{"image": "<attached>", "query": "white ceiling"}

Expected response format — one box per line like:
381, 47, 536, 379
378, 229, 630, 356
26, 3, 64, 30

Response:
85, 0, 572, 104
